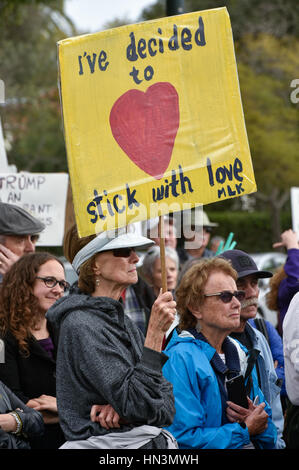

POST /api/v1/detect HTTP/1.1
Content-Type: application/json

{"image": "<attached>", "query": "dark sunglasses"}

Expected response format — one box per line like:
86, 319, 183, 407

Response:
36, 276, 70, 292
112, 247, 135, 258
204, 290, 245, 303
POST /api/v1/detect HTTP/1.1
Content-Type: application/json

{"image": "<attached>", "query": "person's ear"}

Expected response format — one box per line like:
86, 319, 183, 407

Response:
187, 304, 202, 320
92, 261, 101, 276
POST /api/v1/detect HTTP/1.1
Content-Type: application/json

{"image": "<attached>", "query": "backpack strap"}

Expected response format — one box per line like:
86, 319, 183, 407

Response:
244, 348, 260, 395
254, 318, 270, 344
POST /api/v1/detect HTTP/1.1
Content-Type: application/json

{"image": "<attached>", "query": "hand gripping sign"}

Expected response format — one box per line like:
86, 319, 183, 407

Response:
57, 8, 256, 239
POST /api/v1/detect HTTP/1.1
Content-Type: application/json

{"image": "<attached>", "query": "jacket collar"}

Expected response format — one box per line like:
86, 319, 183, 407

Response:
187, 329, 241, 378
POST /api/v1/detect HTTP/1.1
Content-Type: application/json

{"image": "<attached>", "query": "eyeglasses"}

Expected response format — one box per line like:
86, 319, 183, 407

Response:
112, 247, 135, 258
11, 234, 39, 244
30, 235, 40, 243
204, 290, 245, 303
36, 276, 70, 292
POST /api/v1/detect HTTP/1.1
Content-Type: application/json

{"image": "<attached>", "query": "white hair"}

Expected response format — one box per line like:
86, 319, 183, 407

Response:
141, 245, 179, 282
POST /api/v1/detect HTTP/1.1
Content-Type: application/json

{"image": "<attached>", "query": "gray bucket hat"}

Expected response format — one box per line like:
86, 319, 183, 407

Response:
220, 249, 273, 279
72, 228, 154, 273
0, 202, 45, 236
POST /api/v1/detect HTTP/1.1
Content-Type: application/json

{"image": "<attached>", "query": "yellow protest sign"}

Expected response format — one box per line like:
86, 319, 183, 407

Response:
58, 7, 256, 238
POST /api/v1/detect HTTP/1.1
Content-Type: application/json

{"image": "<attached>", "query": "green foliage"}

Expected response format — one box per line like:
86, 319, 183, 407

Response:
236, 35, 299, 193
140, 0, 299, 239
140, 1, 299, 38
205, 210, 292, 252
3, 89, 67, 172
182, 0, 299, 38
140, 0, 166, 21
0, 0, 298, 245
0, 0, 76, 172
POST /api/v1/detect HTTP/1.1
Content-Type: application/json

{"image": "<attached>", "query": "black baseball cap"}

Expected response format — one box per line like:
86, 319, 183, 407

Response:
0, 202, 45, 236
220, 249, 273, 279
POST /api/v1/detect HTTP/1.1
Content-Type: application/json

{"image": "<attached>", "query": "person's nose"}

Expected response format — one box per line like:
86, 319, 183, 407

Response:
129, 250, 139, 264
232, 295, 241, 308
166, 268, 173, 279
245, 282, 258, 298
51, 283, 64, 296
24, 236, 35, 253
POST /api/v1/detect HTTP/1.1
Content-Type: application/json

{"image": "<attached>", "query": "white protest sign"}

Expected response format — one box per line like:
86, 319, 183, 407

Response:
291, 187, 299, 238
0, 172, 69, 246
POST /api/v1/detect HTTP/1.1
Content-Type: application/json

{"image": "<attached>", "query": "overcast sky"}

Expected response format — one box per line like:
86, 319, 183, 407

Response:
64, 0, 157, 33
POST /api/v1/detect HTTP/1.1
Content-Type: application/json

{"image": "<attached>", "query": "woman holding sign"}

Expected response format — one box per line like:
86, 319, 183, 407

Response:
46, 224, 177, 449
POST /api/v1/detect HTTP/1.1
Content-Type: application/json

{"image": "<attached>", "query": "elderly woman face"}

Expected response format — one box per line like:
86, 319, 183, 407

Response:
94, 247, 139, 289
152, 256, 178, 293
190, 270, 241, 334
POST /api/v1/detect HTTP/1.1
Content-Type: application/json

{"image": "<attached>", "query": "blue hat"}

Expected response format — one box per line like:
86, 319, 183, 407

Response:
220, 249, 273, 279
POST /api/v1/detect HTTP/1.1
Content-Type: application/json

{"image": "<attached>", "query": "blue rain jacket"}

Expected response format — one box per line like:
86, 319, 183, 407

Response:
163, 330, 277, 449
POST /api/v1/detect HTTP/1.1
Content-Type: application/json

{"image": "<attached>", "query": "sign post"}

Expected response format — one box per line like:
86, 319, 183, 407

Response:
158, 215, 167, 293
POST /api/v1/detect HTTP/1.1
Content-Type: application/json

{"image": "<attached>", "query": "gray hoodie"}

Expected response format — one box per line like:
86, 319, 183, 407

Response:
46, 289, 175, 441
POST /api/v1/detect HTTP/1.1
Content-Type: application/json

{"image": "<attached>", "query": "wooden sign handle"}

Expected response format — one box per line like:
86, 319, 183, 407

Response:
158, 215, 167, 293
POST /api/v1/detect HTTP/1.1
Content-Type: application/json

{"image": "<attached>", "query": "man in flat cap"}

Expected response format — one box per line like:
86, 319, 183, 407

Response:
0, 202, 45, 280
220, 249, 285, 449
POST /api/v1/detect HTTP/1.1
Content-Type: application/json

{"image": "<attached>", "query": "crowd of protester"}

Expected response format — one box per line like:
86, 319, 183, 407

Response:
0, 201, 298, 450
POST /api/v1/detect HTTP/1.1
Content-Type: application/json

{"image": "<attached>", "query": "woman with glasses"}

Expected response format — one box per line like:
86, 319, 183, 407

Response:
46, 224, 177, 449
0, 252, 68, 449
162, 257, 277, 449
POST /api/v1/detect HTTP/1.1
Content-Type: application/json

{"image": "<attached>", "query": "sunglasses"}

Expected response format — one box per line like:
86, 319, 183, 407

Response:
112, 247, 135, 258
36, 276, 70, 292
204, 290, 245, 303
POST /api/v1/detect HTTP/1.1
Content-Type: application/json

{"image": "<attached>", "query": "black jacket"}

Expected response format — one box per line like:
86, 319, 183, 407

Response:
0, 380, 44, 449
0, 324, 65, 449
131, 277, 156, 333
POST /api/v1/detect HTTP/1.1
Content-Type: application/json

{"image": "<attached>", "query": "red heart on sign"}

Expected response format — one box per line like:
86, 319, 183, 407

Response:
109, 82, 179, 180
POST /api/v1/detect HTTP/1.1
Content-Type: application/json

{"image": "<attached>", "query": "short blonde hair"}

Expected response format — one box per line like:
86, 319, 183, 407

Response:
176, 257, 237, 331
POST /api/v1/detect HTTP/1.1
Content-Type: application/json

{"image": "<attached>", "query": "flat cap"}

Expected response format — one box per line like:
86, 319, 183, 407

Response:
0, 202, 45, 236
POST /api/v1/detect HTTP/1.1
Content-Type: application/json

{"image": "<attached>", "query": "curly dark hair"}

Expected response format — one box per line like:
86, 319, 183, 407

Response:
0, 252, 64, 355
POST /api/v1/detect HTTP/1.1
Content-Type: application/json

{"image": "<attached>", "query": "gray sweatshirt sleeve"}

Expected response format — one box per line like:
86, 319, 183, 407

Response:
64, 316, 175, 428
